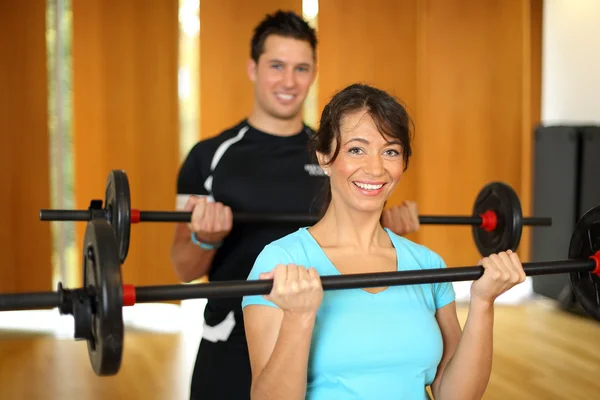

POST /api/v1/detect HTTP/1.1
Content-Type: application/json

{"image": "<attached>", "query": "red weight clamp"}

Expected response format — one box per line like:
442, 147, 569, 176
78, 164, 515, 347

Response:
122, 284, 136, 306
479, 210, 498, 232
590, 251, 600, 277
130, 209, 140, 224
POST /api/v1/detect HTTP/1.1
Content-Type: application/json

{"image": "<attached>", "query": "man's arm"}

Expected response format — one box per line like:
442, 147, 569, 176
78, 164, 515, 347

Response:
170, 148, 232, 282
170, 195, 220, 282
381, 200, 420, 235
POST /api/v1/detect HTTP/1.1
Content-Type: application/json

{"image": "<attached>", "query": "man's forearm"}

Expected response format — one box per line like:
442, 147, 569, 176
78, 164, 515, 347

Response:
170, 224, 217, 282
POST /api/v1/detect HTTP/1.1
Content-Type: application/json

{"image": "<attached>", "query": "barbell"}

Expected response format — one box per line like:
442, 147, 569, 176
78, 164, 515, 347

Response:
39, 170, 552, 263
2, 204, 598, 377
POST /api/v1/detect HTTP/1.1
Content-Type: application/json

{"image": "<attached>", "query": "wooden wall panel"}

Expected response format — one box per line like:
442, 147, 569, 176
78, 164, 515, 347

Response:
519, 0, 544, 263
72, 0, 180, 286
199, 0, 303, 138
318, 0, 421, 242
318, 0, 541, 265
416, 0, 536, 265
0, 0, 53, 293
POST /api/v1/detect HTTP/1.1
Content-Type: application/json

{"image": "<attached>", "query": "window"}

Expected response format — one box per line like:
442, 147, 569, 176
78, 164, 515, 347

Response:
46, 0, 76, 288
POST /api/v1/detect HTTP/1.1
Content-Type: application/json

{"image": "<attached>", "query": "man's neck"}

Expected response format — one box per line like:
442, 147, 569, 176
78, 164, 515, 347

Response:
247, 109, 305, 137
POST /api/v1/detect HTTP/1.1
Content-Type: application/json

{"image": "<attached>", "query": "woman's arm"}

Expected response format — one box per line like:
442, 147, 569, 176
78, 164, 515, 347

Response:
243, 264, 323, 400
430, 300, 492, 400
245, 306, 316, 400
431, 251, 526, 400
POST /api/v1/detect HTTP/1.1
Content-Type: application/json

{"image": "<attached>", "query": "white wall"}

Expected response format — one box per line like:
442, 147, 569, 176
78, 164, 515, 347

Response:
541, 0, 600, 125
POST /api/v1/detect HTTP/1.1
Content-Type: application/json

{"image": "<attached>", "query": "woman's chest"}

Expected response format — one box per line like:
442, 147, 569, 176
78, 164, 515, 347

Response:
309, 287, 443, 375
324, 249, 398, 293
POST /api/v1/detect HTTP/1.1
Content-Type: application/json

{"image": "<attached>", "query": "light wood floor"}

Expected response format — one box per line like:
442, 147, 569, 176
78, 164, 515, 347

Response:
0, 298, 599, 400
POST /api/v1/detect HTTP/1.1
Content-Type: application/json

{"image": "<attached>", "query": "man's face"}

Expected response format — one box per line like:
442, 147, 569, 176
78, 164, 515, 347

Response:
248, 35, 316, 120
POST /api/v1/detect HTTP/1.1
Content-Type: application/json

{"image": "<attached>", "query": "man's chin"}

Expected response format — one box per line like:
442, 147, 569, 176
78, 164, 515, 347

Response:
269, 107, 302, 120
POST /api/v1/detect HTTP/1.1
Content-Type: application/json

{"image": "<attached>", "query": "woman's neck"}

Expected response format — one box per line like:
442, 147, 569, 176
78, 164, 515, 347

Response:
310, 201, 388, 251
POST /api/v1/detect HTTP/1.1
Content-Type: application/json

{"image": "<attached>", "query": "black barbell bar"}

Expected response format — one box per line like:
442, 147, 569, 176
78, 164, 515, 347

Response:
1, 254, 597, 312
37, 171, 555, 263
127, 256, 598, 304
39, 208, 551, 229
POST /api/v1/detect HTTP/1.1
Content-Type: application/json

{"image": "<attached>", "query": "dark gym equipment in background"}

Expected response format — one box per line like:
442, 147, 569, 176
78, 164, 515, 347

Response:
531, 124, 600, 317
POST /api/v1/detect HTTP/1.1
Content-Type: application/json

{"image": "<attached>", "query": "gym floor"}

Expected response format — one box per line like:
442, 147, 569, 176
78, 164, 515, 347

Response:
0, 297, 598, 400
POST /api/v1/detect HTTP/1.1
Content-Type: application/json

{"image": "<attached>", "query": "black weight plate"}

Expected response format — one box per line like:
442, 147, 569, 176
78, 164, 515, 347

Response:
105, 170, 131, 263
568, 205, 600, 322
472, 182, 524, 257
83, 219, 124, 376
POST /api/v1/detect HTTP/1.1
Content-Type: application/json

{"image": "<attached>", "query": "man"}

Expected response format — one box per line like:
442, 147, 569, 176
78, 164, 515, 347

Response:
171, 10, 420, 400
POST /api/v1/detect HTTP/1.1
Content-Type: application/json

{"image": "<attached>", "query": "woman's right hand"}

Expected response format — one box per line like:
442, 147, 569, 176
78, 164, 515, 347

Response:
259, 264, 323, 316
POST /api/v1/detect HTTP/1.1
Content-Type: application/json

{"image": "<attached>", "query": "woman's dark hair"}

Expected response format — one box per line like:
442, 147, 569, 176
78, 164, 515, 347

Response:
309, 83, 414, 215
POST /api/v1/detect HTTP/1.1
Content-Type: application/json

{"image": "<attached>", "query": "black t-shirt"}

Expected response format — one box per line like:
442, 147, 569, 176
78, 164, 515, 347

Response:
177, 119, 327, 337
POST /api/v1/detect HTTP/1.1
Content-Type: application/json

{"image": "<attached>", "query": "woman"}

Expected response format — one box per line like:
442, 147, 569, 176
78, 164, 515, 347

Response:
241, 83, 526, 400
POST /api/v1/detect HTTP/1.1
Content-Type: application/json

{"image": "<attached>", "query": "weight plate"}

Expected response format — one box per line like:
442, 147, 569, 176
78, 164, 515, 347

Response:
105, 170, 131, 263
568, 205, 600, 322
82, 219, 124, 376
472, 182, 523, 257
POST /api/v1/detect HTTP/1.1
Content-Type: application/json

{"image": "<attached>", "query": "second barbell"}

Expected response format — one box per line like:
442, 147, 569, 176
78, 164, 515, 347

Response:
39, 170, 552, 263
